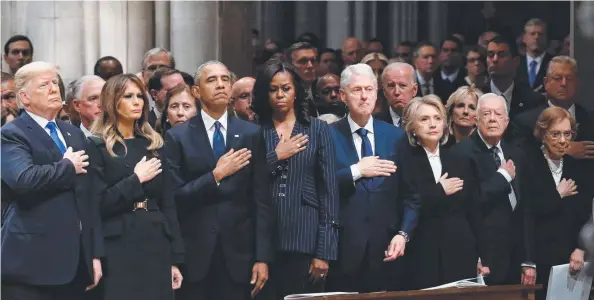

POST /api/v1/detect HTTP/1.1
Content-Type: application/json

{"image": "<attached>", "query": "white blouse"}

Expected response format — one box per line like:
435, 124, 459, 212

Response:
424, 147, 442, 183
543, 150, 563, 187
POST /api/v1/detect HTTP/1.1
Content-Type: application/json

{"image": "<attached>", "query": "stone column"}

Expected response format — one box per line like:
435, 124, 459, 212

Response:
353, 1, 366, 42
428, 1, 448, 46
573, 1, 594, 110
220, 1, 254, 77
127, 1, 154, 73
326, 2, 351, 49
82, 1, 100, 75
170, 1, 219, 76
154, 1, 170, 50
390, 2, 419, 49
260, 2, 285, 44
98, 1, 128, 72
295, 1, 326, 44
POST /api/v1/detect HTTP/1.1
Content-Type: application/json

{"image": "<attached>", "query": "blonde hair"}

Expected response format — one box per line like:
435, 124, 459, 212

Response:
91, 74, 163, 157
534, 106, 577, 141
14, 61, 58, 109
402, 95, 449, 146
361, 52, 389, 65
445, 85, 483, 133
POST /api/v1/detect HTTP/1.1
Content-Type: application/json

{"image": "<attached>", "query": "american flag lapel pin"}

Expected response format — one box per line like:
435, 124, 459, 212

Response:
234, 134, 239, 138
67, 132, 71, 136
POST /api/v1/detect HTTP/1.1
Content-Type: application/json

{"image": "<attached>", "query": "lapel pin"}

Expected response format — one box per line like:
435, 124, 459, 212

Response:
234, 134, 239, 138
67, 132, 71, 136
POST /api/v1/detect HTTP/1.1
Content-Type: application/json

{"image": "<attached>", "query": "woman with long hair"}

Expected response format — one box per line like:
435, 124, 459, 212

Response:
444, 85, 484, 147
86, 74, 184, 300
252, 60, 339, 298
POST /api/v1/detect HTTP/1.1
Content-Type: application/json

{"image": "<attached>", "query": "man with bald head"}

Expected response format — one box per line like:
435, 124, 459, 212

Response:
230, 77, 255, 121
342, 37, 363, 66
375, 62, 418, 127
315, 73, 346, 118
478, 31, 499, 48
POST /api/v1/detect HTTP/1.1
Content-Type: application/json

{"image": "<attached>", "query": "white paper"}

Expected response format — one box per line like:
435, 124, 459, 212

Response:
422, 276, 486, 290
546, 263, 593, 300
284, 292, 359, 299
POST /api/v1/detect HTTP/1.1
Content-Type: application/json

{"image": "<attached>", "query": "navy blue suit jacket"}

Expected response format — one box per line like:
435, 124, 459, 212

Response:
1, 112, 103, 286
164, 112, 273, 283
262, 117, 339, 261
330, 118, 420, 274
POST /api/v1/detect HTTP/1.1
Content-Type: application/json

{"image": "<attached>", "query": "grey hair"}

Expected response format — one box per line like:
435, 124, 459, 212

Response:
194, 60, 227, 86
340, 63, 377, 90
141, 47, 175, 69
546, 55, 578, 76
14, 61, 58, 108
381, 62, 416, 85
524, 18, 547, 31
69, 75, 104, 101
477, 93, 508, 117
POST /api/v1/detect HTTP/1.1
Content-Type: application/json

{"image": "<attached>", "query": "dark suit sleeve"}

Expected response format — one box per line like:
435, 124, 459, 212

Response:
1, 130, 77, 204
336, 166, 356, 199
160, 148, 184, 265
477, 171, 512, 206
251, 129, 274, 263
516, 157, 535, 265
396, 142, 420, 236
314, 123, 339, 261
86, 139, 146, 218
464, 163, 490, 267
83, 137, 105, 259
164, 131, 219, 211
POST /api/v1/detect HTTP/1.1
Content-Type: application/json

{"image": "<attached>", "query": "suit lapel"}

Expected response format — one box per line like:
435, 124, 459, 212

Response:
189, 112, 217, 169
335, 118, 359, 165
20, 112, 63, 159
57, 121, 76, 150
225, 115, 241, 152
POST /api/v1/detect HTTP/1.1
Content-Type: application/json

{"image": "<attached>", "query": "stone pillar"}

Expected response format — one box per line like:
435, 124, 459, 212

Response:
82, 1, 100, 75
294, 1, 326, 44
220, 1, 254, 77
260, 2, 285, 44
154, 1, 171, 50
573, 1, 594, 110
428, 2, 448, 46
127, 1, 154, 73
390, 2, 419, 49
98, 1, 128, 73
170, 1, 219, 76
326, 2, 351, 49
353, 1, 366, 41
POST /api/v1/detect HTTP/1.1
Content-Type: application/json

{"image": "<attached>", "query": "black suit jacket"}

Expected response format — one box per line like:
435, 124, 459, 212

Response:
431, 68, 468, 103
404, 145, 489, 289
1, 112, 103, 286
452, 132, 534, 284
415, 74, 453, 104
262, 118, 339, 260
164, 112, 273, 283
516, 53, 553, 92
148, 109, 158, 128
482, 83, 545, 119
523, 146, 592, 268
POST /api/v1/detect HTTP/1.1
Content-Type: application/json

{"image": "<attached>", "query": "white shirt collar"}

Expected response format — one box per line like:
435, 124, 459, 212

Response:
527, 52, 546, 65
201, 109, 228, 131
441, 69, 460, 82
416, 69, 433, 86
423, 146, 440, 159
389, 107, 401, 125
26, 110, 56, 129
477, 129, 503, 152
490, 81, 514, 105
347, 114, 374, 135
80, 123, 93, 137
548, 100, 576, 119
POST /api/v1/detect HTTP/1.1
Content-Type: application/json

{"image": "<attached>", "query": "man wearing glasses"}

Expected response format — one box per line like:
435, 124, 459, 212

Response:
286, 42, 319, 117
229, 77, 255, 122
70, 75, 105, 137
3, 35, 33, 75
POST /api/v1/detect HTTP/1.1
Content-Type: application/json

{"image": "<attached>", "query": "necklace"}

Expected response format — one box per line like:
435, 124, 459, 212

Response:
542, 148, 563, 175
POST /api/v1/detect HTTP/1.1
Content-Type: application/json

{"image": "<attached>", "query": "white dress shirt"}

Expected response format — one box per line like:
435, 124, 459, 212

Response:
27, 111, 67, 147
80, 123, 93, 137
417, 70, 434, 96
348, 115, 375, 182
389, 107, 402, 127
490, 81, 514, 112
478, 131, 517, 210
201, 109, 228, 149
543, 150, 563, 187
441, 69, 460, 83
526, 52, 546, 77
423, 147, 442, 183
548, 100, 576, 119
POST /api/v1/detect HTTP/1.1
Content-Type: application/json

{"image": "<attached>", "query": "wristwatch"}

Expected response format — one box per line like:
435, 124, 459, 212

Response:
397, 231, 409, 243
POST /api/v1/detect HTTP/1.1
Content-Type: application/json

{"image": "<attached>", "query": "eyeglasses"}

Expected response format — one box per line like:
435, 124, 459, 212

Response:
467, 57, 483, 64
2, 93, 16, 101
547, 130, 574, 140
394, 52, 411, 58
145, 65, 171, 72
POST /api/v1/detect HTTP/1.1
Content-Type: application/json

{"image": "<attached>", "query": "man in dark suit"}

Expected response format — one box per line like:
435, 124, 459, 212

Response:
432, 35, 468, 102
1, 61, 103, 299
483, 36, 544, 123
140, 48, 176, 127
165, 60, 273, 300
515, 18, 553, 93
452, 93, 535, 286
147, 68, 185, 128
327, 63, 420, 293
375, 62, 418, 127
413, 41, 451, 102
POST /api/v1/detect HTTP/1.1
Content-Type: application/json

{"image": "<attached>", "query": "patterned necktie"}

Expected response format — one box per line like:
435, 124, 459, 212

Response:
489, 146, 501, 168
356, 128, 373, 158
212, 121, 225, 160
528, 60, 538, 87
46, 121, 66, 154
397, 118, 403, 127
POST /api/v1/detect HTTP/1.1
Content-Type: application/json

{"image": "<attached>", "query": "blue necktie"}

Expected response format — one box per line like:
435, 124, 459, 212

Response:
528, 60, 537, 87
46, 122, 67, 154
356, 128, 373, 158
212, 121, 225, 160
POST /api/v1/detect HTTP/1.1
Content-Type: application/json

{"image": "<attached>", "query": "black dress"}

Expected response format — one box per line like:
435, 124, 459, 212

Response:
86, 136, 184, 300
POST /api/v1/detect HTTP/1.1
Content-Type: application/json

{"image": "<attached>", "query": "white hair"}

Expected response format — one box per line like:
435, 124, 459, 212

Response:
141, 47, 175, 69
477, 93, 508, 116
381, 62, 416, 84
340, 63, 377, 90
69, 75, 104, 101
14, 61, 58, 108
194, 60, 227, 86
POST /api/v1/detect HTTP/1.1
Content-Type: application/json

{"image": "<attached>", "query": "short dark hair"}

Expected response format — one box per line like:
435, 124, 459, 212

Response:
398, 41, 414, 48
317, 48, 337, 61
440, 35, 463, 53
368, 38, 384, 46
253, 60, 310, 125
285, 42, 317, 64
413, 41, 437, 58
296, 32, 321, 49
147, 68, 181, 92
487, 36, 519, 57
93, 56, 123, 77
180, 72, 194, 87
1, 71, 13, 83
4, 35, 33, 56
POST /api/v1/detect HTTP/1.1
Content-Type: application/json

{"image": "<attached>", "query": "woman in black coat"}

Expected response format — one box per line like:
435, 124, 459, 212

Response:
86, 74, 184, 300
400, 95, 489, 289
523, 107, 592, 300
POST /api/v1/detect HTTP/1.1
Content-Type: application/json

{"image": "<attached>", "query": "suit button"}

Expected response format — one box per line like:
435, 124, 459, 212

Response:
211, 228, 217, 233
519, 102, 524, 107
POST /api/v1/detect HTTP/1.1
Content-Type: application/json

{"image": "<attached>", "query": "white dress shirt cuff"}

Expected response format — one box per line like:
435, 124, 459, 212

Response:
497, 168, 512, 182
350, 164, 362, 182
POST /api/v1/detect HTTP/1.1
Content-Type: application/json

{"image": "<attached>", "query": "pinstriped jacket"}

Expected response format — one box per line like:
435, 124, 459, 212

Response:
262, 117, 339, 261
